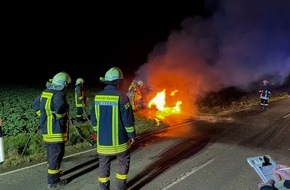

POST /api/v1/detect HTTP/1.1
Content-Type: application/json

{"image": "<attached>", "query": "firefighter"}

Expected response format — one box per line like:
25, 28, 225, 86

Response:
32, 72, 71, 189
128, 80, 144, 111
91, 67, 136, 190
75, 78, 87, 124
259, 79, 271, 110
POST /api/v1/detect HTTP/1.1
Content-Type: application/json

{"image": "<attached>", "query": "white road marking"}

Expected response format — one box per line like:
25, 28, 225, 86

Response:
0, 148, 96, 176
159, 158, 215, 190
283, 113, 290, 118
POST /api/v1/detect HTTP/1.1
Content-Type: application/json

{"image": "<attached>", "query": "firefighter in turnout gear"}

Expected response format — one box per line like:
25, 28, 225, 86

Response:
128, 80, 144, 111
259, 79, 271, 110
90, 67, 136, 190
32, 72, 71, 189
75, 78, 87, 123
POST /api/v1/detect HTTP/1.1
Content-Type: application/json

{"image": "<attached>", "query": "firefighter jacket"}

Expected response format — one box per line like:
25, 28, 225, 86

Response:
75, 85, 86, 108
128, 82, 137, 93
32, 95, 41, 117
90, 84, 136, 155
259, 85, 271, 100
32, 89, 69, 143
128, 82, 142, 101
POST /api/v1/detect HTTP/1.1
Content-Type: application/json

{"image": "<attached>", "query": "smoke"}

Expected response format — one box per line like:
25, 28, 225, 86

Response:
135, 0, 290, 101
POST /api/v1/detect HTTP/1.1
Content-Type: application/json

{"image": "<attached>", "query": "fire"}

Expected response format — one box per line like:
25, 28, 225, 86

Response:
148, 89, 182, 119
148, 89, 166, 111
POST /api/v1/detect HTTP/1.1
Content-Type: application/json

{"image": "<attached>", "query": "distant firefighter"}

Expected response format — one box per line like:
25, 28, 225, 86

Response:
75, 78, 87, 124
259, 80, 271, 110
127, 80, 144, 111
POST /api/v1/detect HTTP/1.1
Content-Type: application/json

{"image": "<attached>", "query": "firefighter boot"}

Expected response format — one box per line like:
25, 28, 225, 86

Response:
47, 179, 67, 189
116, 178, 126, 190
99, 181, 110, 190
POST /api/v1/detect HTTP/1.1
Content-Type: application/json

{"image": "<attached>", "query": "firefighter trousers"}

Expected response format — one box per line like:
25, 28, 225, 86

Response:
260, 98, 269, 109
76, 106, 84, 121
46, 142, 65, 185
98, 150, 130, 190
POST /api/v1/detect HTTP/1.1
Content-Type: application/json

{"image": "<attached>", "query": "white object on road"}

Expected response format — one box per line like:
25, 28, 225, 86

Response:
0, 124, 5, 164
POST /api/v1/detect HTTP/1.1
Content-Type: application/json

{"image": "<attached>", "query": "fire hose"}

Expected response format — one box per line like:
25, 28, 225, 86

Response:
20, 119, 94, 157
20, 103, 95, 157
21, 127, 39, 157
82, 106, 91, 124
21, 111, 95, 156
69, 103, 96, 146
69, 119, 94, 147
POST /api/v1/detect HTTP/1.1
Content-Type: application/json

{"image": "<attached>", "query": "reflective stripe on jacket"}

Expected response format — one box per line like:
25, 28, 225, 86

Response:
38, 89, 69, 143
259, 86, 271, 100
75, 85, 85, 107
90, 85, 135, 155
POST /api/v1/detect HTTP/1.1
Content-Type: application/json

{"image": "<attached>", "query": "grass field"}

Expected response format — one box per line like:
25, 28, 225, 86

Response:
0, 85, 288, 170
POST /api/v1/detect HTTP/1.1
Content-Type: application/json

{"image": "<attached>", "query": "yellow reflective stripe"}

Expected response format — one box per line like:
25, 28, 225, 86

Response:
41, 92, 53, 134
97, 104, 100, 131
112, 104, 115, 145
55, 112, 66, 118
75, 89, 84, 106
74, 92, 77, 104
98, 176, 110, 183
116, 173, 127, 180
97, 143, 129, 155
43, 133, 68, 142
125, 102, 130, 109
75, 92, 83, 107
36, 110, 41, 116
95, 95, 119, 102
112, 104, 116, 145
76, 103, 82, 107
94, 104, 100, 132
125, 126, 135, 133
48, 168, 60, 174
42, 92, 53, 99
114, 104, 119, 145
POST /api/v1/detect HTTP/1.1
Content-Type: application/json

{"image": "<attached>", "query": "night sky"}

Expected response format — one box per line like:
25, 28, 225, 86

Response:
3, 1, 207, 87
3, 0, 290, 92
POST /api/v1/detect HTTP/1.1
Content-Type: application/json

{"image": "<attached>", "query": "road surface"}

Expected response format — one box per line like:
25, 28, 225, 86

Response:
0, 98, 289, 190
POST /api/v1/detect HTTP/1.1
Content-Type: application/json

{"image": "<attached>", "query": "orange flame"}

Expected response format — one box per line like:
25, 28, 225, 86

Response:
148, 89, 182, 119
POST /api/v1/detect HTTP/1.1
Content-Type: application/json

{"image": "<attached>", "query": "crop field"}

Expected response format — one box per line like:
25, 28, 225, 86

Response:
0, 84, 288, 170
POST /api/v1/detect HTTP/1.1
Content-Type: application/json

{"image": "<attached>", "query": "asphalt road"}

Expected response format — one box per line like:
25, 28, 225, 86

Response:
1, 98, 289, 190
